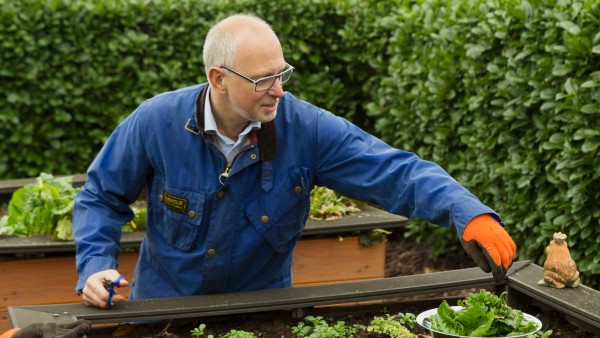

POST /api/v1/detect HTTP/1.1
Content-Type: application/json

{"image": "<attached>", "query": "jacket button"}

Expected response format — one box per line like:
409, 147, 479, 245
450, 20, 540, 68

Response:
188, 210, 196, 218
250, 154, 257, 160
217, 191, 225, 198
207, 249, 216, 256
294, 186, 302, 194
158, 194, 163, 201
261, 215, 269, 223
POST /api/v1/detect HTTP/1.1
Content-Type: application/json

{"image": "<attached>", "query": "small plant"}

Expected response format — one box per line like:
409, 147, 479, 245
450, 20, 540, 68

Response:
291, 315, 364, 337
309, 186, 360, 221
367, 312, 417, 338
122, 203, 147, 232
533, 330, 553, 338
219, 330, 256, 338
191, 323, 213, 338
359, 228, 392, 247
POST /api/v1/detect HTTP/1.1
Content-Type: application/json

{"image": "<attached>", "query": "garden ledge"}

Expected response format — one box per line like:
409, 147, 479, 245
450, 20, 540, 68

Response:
0, 205, 407, 254
0, 203, 407, 332
8, 261, 600, 335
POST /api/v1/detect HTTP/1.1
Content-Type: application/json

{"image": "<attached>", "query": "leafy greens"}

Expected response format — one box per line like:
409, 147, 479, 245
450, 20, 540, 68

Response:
430, 289, 539, 337
0, 173, 80, 240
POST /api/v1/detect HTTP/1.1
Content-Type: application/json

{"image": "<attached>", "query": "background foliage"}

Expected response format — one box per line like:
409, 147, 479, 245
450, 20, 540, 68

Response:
1, 0, 598, 288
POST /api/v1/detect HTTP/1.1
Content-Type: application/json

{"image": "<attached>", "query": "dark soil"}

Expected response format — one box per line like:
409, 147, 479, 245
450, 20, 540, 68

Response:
86, 231, 596, 338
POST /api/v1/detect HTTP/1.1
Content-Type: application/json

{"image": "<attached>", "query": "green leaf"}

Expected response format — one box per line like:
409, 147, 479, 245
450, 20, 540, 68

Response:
549, 132, 565, 144
581, 80, 598, 88
581, 103, 600, 114
431, 302, 464, 335
465, 43, 488, 58
558, 21, 581, 35
573, 128, 600, 140
470, 311, 495, 337
553, 65, 573, 76
564, 77, 577, 94
540, 101, 556, 111
592, 45, 600, 54
553, 214, 572, 226
455, 303, 488, 334
53, 217, 73, 240
582, 139, 600, 152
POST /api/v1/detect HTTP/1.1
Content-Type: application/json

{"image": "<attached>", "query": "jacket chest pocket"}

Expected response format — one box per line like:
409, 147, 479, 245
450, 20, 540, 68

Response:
155, 186, 206, 251
244, 166, 310, 253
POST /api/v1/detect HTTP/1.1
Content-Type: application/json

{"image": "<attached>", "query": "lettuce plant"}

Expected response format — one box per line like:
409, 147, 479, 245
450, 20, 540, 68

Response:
430, 290, 539, 337
0, 173, 79, 240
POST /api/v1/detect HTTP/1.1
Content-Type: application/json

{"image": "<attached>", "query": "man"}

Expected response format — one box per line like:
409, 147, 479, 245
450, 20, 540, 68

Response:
74, 14, 516, 308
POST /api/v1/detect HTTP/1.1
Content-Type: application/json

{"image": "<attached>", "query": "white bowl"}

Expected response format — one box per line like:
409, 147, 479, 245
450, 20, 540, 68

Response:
416, 306, 542, 338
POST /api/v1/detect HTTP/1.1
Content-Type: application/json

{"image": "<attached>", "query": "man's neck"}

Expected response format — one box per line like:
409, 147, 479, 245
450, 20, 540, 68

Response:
209, 91, 249, 141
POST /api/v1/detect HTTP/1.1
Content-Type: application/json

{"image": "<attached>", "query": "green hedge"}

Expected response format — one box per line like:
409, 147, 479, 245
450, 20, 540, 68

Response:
1, 0, 599, 288
0, 0, 372, 178
340, 0, 600, 286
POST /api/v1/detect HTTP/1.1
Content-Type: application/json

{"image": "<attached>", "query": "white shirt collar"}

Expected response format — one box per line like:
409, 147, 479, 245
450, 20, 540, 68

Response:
204, 87, 261, 139
204, 86, 261, 162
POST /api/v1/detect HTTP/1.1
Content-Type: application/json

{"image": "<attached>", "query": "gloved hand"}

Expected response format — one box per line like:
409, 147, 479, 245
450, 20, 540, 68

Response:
12, 320, 91, 338
461, 214, 517, 283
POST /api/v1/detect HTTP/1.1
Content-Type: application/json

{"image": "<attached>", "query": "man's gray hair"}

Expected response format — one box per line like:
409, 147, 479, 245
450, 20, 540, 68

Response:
203, 14, 275, 76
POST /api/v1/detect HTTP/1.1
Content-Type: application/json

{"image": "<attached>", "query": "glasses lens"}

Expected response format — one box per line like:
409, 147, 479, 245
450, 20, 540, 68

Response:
254, 65, 294, 92
281, 67, 293, 84
255, 77, 278, 92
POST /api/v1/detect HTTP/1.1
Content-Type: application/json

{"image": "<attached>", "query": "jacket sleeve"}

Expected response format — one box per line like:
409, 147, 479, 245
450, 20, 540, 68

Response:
73, 103, 151, 292
312, 109, 498, 238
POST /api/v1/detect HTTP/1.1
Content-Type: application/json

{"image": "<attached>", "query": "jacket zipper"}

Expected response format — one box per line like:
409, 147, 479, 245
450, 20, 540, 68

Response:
218, 145, 255, 185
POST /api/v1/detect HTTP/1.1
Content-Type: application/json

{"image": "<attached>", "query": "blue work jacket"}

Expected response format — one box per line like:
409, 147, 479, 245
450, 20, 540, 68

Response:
74, 83, 498, 299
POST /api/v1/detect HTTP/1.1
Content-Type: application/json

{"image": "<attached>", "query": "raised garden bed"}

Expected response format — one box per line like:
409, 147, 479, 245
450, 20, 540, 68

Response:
3, 176, 599, 337
0, 200, 406, 332
8, 261, 600, 337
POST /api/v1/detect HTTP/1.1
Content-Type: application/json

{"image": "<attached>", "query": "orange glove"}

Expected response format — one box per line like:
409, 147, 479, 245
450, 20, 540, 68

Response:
0, 328, 19, 338
461, 214, 517, 282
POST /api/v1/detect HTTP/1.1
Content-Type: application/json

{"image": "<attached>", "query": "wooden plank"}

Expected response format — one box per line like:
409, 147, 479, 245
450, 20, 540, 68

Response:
292, 236, 385, 286
9, 262, 506, 328
507, 262, 600, 334
0, 252, 138, 332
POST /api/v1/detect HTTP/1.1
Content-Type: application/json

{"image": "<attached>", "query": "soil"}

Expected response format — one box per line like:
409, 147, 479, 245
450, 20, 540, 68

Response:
84, 231, 596, 338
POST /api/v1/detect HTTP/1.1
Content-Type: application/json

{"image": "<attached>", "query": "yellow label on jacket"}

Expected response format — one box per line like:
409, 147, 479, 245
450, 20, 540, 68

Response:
163, 191, 187, 213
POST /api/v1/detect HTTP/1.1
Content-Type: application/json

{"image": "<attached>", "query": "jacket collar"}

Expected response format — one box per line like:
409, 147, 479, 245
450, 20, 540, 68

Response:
185, 84, 277, 161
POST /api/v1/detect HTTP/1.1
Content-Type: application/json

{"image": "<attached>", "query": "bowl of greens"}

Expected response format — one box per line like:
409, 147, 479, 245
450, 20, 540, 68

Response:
416, 290, 542, 337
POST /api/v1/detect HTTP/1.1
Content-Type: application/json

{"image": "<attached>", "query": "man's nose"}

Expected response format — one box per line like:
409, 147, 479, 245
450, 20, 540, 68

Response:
267, 78, 285, 97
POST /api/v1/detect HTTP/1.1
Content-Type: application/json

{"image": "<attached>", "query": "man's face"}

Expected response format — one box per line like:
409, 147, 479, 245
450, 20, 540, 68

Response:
222, 32, 286, 123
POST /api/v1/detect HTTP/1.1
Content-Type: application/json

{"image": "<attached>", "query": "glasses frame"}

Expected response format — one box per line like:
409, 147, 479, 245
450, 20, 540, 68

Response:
220, 63, 295, 92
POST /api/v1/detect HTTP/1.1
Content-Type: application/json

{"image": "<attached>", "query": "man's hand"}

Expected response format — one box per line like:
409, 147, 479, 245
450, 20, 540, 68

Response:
461, 214, 517, 282
81, 270, 129, 309
12, 320, 91, 338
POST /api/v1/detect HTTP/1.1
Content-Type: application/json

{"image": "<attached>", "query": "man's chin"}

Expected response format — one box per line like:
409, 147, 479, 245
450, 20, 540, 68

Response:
257, 110, 277, 123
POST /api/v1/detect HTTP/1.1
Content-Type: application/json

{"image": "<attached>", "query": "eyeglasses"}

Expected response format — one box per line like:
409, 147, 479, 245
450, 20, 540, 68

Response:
220, 63, 295, 92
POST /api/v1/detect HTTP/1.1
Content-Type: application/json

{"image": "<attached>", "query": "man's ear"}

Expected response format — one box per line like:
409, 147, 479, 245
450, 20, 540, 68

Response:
208, 67, 227, 93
